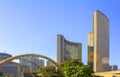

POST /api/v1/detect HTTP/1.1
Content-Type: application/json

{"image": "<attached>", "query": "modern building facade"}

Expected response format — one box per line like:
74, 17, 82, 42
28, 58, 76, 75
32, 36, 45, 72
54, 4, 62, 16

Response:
0, 53, 12, 61
0, 53, 20, 77
39, 59, 45, 66
20, 57, 31, 67
88, 10, 109, 72
1, 62, 21, 77
88, 32, 94, 70
46, 60, 54, 66
57, 34, 82, 63
46, 61, 50, 66
20, 56, 40, 70
109, 65, 118, 71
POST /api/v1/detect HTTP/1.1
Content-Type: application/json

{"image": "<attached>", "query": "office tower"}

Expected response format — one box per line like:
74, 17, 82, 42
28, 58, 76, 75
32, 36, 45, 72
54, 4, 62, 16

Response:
39, 59, 45, 66
88, 32, 94, 70
88, 10, 109, 72
20, 56, 40, 70
0, 53, 20, 76
0, 53, 12, 61
46, 61, 50, 66
109, 65, 118, 71
20, 57, 31, 66
46, 60, 54, 66
57, 34, 82, 63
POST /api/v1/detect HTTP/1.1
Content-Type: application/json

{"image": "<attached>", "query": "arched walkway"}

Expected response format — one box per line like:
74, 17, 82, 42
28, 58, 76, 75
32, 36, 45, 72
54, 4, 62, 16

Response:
20, 58, 50, 77
0, 54, 65, 77
12, 62, 35, 77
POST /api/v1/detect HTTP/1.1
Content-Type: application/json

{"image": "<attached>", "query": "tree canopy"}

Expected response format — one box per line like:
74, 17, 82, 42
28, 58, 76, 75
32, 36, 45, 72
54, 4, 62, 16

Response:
34, 60, 94, 77
0, 70, 3, 76
60, 60, 94, 77
34, 66, 63, 77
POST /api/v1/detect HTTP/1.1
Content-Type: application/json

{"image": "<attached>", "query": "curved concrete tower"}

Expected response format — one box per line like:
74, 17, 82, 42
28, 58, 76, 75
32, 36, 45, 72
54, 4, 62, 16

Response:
57, 34, 82, 63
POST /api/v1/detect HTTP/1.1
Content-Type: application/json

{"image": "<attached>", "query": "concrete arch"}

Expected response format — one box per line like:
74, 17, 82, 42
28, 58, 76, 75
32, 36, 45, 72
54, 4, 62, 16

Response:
0, 54, 65, 77
12, 62, 35, 77
20, 58, 50, 77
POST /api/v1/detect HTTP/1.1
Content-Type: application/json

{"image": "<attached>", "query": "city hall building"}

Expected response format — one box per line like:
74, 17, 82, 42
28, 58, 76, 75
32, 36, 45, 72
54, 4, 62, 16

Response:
88, 10, 109, 72
57, 34, 82, 63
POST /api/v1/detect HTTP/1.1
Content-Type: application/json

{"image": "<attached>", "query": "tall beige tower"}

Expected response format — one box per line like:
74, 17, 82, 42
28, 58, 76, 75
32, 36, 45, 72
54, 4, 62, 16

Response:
88, 10, 109, 72
88, 32, 94, 70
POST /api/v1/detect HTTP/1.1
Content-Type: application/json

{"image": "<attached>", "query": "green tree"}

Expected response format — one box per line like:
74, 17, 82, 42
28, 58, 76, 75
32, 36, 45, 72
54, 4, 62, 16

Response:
0, 69, 3, 76
61, 60, 83, 67
34, 66, 63, 77
61, 60, 94, 77
71, 65, 93, 77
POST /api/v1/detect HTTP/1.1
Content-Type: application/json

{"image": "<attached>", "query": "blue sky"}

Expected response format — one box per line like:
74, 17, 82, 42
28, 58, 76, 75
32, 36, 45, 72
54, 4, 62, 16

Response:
0, 0, 120, 68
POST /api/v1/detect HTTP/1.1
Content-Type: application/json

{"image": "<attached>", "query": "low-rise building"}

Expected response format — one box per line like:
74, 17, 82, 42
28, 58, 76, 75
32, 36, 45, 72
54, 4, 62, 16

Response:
0, 53, 21, 77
